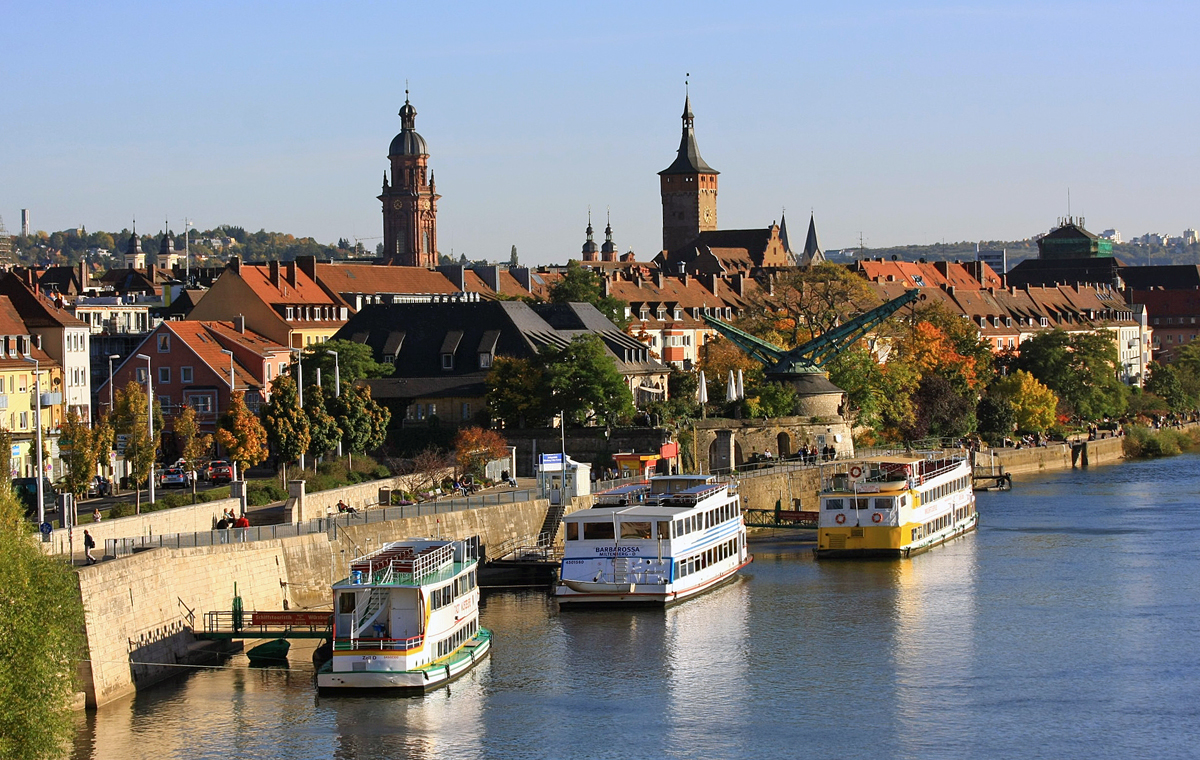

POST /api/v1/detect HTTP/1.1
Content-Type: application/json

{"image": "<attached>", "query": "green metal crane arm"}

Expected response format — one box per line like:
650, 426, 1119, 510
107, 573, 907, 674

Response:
702, 288, 921, 375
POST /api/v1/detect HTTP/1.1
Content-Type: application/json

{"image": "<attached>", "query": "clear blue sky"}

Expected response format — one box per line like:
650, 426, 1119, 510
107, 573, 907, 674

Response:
3, 1, 1197, 264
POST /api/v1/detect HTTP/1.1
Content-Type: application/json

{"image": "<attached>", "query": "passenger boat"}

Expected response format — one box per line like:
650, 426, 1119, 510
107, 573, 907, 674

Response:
556, 475, 751, 605
814, 453, 977, 558
316, 537, 491, 692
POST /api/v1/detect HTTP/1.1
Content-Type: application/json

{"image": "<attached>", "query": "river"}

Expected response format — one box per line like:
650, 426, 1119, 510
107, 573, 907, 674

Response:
71, 455, 1200, 759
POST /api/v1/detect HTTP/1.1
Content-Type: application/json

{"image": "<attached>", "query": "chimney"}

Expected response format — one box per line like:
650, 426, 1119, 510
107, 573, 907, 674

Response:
934, 261, 950, 277
601, 276, 610, 298
269, 260, 281, 288
437, 265, 466, 290
78, 261, 88, 291
652, 270, 663, 288
229, 256, 241, 274
680, 271, 689, 286
731, 274, 744, 296
285, 261, 297, 287
296, 255, 317, 281
234, 315, 246, 334
511, 267, 532, 293
475, 265, 501, 293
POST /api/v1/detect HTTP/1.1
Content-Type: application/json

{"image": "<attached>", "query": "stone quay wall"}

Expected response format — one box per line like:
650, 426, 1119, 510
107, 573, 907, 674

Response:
693, 417, 853, 472
977, 435, 1126, 477
73, 496, 560, 708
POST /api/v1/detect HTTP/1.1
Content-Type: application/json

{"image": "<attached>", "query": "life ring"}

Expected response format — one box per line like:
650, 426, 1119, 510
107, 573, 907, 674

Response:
849, 465, 863, 478
871, 513, 883, 523
835, 513, 846, 524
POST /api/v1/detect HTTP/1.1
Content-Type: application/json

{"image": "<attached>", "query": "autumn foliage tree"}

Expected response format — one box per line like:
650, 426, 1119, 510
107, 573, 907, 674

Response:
174, 405, 213, 503
59, 408, 108, 499
990, 370, 1058, 434
262, 374, 309, 478
454, 427, 509, 480
112, 381, 163, 512
216, 391, 268, 477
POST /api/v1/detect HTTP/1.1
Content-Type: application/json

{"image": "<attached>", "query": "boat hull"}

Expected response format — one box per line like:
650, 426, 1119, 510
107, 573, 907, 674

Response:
556, 557, 752, 606
815, 513, 978, 558
316, 629, 492, 693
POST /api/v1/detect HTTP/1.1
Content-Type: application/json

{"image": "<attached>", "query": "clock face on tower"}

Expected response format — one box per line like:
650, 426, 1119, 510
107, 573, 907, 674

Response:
393, 199, 403, 209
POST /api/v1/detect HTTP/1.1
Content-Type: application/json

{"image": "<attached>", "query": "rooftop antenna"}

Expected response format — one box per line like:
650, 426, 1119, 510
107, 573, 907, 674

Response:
1068, 188, 1071, 222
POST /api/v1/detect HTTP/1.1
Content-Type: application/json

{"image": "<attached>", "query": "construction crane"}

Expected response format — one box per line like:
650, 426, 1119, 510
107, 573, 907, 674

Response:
702, 288, 922, 378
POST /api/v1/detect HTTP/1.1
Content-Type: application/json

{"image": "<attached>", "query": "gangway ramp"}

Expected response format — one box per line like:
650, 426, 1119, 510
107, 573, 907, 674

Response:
198, 610, 332, 640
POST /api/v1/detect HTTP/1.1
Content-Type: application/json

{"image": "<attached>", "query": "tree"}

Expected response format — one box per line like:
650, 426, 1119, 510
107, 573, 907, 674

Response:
454, 427, 509, 480
301, 339, 391, 387
1146, 362, 1187, 411
741, 261, 880, 348
901, 374, 975, 440
59, 408, 105, 499
486, 356, 549, 428
112, 381, 163, 513
509, 245, 518, 267
1016, 330, 1127, 421
976, 395, 1016, 444
216, 391, 268, 477
990, 370, 1058, 434
549, 260, 629, 329
174, 405, 213, 503
697, 336, 762, 407
262, 374, 310, 477
304, 384, 342, 460
542, 334, 635, 426
0, 483, 85, 760
330, 385, 389, 464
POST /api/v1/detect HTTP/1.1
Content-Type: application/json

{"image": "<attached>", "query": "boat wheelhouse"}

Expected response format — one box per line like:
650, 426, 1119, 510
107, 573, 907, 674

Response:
815, 453, 977, 558
556, 475, 751, 605
316, 538, 491, 692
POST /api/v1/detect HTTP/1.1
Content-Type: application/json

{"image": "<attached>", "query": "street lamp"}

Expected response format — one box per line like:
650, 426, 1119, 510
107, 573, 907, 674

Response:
135, 354, 155, 505
293, 348, 305, 471
21, 356, 44, 525
107, 354, 120, 414
326, 349, 342, 457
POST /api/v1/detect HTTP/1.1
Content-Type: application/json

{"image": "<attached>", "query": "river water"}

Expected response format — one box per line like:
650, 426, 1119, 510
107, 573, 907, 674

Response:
72, 456, 1200, 760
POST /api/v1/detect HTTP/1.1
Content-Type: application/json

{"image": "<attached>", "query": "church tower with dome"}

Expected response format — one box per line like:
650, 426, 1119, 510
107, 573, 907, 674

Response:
379, 93, 440, 267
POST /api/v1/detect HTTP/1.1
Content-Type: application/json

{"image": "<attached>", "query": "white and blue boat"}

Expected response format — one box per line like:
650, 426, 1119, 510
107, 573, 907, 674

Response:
556, 475, 751, 605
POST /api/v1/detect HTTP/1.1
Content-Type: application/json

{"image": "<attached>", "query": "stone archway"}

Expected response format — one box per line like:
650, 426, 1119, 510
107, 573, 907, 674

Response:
776, 432, 792, 458
734, 441, 744, 467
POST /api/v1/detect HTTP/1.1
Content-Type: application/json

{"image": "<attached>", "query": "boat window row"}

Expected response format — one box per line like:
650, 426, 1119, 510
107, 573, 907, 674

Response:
677, 536, 741, 579
672, 501, 740, 538
824, 495, 906, 510
911, 503, 973, 542
919, 475, 969, 505
435, 619, 478, 659
453, 570, 477, 598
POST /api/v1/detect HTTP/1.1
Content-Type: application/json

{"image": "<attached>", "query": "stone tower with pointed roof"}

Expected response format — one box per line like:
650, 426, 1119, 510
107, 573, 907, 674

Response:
601, 212, 618, 262
659, 93, 719, 254
581, 213, 600, 262
379, 93, 440, 267
801, 212, 825, 266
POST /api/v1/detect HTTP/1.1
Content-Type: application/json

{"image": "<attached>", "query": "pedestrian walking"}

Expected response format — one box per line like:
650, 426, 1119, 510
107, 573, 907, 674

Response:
83, 530, 97, 565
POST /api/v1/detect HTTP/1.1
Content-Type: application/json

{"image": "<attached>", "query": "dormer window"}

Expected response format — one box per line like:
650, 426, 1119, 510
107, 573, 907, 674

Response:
1040, 317, 1048, 327
479, 353, 492, 369
640, 308, 649, 321
442, 353, 454, 370
286, 307, 295, 320
674, 308, 683, 320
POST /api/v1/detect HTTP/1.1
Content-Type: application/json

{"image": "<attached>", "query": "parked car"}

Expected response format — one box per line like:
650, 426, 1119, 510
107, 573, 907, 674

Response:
88, 475, 111, 498
12, 477, 56, 520
159, 468, 189, 488
208, 460, 234, 484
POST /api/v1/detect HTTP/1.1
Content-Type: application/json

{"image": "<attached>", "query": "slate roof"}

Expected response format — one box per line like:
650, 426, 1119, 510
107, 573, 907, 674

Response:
337, 300, 667, 400
659, 95, 718, 176
1006, 257, 1126, 289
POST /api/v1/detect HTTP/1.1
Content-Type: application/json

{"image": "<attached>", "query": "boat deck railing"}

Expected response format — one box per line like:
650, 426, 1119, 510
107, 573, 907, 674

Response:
334, 635, 423, 651
199, 609, 332, 639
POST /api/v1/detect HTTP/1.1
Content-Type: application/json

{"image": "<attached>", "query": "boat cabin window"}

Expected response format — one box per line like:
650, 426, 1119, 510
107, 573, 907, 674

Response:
338, 593, 356, 614
825, 498, 844, 510
657, 521, 671, 539
620, 521, 652, 539
874, 497, 896, 510
853, 498, 871, 510
583, 522, 615, 540
566, 523, 579, 541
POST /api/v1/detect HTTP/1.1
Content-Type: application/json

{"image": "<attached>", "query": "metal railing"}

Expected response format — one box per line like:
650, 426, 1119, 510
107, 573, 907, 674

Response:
333, 635, 423, 651
103, 488, 544, 558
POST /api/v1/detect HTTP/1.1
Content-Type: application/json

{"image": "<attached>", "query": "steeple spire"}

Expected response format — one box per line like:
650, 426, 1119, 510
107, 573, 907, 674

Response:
802, 211, 825, 266
659, 82, 717, 176
581, 208, 599, 260
601, 209, 617, 261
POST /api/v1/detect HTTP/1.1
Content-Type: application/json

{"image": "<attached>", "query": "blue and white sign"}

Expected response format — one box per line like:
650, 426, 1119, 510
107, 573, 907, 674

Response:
540, 453, 563, 465
39, 522, 52, 536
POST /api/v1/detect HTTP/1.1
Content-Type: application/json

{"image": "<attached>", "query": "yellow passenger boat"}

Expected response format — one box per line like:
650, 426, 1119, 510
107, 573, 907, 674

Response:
814, 453, 977, 558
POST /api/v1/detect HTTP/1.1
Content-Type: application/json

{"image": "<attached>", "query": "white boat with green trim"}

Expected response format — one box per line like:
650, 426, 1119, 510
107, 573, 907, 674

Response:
317, 538, 491, 692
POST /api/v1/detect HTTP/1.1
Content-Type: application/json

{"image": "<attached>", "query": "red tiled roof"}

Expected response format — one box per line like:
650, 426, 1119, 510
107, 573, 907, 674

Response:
240, 263, 337, 306
315, 263, 460, 300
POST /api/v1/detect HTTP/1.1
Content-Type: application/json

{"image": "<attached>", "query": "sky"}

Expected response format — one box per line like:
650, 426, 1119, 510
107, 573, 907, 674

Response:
3, 1, 1198, 265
